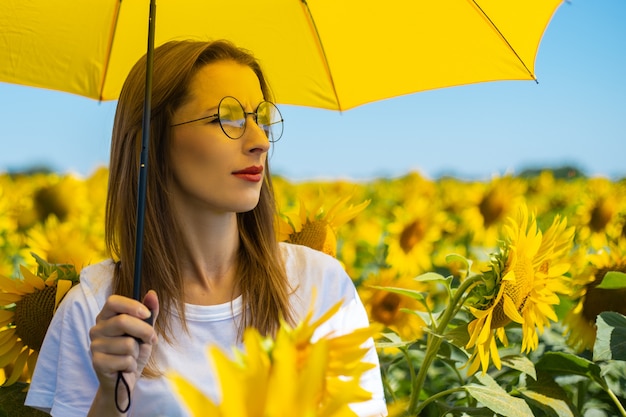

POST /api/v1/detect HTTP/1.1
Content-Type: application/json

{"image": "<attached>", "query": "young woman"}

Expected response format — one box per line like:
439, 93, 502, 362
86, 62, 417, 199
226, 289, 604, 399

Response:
25, 39, 387, 417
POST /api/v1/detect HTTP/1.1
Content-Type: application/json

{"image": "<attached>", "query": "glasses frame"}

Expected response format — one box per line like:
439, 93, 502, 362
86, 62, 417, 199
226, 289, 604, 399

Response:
170, 96, 284, 142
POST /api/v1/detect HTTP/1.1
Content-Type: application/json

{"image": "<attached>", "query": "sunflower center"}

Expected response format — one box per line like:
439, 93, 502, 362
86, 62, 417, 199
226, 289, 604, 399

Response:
479, 191, 505, 228
370, 292, 401, 325
581, 264, 626, 323
289, 220, 333, 256
589, 198, 614, 233
491, 256, 534, 329
14, 285, 56, 352
34, 183, 71, 222
399, 220, 426, 253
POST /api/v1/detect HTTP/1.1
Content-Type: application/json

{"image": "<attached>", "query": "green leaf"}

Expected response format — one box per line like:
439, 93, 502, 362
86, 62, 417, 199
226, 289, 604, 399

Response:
30, 252, 80, 282
413, 272, 449, 282
367, 285, 426, 302
500, 355, 537, 380
443, 321, 471, 348
518, 371, 580, 417
535, 351, 607, 389
595, 271, 626, 290
445, 253, 472, 273
375, 331, 415, 349
519, 390, 575, 417
466, 373, 533, 417
594, 311, 626, 362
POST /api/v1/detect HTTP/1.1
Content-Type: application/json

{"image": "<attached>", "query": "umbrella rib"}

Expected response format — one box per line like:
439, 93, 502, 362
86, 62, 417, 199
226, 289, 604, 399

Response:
471, 0, 538, 84
99, 0, 124, 101
301, 0, 343, 110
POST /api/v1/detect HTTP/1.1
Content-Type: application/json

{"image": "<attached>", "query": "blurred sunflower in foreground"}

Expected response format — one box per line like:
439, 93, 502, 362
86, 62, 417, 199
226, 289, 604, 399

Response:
464, 204, 575, 375
563, 239, 626, 352
169, 299, 380, 416
0, 254, 78, 385
277, 194, 370, 258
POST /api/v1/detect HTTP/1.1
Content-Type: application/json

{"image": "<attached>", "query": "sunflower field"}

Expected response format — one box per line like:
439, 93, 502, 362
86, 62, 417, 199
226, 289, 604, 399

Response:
1, 167, 625, 416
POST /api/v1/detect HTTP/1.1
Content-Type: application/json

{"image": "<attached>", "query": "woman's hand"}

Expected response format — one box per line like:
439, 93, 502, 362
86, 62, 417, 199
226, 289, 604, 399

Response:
88, 290, 159, 415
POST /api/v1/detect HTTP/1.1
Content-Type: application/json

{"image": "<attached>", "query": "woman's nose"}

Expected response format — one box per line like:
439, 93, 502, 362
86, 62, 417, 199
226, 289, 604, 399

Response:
243, 114, 270, 153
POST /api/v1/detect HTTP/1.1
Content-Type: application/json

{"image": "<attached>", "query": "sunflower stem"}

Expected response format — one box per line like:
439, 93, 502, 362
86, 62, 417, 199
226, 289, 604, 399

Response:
413, 386, 466, 414
401, 347, 417, 391
606, 386, 626, 417
407, 274, 484, 414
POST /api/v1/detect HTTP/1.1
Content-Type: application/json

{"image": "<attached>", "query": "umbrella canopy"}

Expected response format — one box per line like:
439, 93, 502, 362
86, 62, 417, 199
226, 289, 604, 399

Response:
0, 0, 563, 111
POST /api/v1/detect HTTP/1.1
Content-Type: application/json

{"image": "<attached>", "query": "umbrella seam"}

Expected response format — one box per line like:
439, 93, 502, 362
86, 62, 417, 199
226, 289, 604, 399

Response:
99, 0, 124, 101
470, 0, 538, 84
301, 0, 344, 111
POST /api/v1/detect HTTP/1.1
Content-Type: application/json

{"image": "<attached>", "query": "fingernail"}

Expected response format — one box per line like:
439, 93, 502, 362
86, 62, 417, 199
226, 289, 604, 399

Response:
140, 307, 151, 319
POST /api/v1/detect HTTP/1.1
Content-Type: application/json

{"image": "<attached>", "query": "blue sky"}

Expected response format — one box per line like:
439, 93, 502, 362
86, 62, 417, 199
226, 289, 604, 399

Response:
1, 0, 624, 181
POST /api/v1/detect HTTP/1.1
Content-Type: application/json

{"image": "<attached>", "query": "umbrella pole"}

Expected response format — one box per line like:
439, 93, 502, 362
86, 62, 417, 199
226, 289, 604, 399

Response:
133, 0, 157, 302
116, 4, 157, 410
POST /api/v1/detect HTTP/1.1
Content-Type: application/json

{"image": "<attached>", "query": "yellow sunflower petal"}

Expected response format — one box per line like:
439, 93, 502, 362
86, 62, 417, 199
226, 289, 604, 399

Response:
240, 329, 270, 414
54, 279, 73, 311
265, 329, 297, 415
478, 342, 490, 374
0, 275, 26, 294
19, 265, 45, 291
26, 349, 39, 381
489, 336, 502, 370
44, 270, 59, 287
297, 339, 328, 411
476, 313, 493, 345
0, 340, 24, 368
502, 294, 524, 324
0, 293, 23, 305
0, 329, 17, 349
466, 352, 481, 376
208, 346, 247, 415
2, 347, 29, 386
298, 299, 343, 342
169, 372, 220, 416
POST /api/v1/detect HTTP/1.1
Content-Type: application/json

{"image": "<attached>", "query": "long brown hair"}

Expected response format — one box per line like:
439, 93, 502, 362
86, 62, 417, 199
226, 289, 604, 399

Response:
105, 40, 294, 372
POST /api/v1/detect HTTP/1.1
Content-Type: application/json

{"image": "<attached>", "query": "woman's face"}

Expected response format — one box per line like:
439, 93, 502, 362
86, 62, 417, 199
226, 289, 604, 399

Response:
169, 60, 270, 215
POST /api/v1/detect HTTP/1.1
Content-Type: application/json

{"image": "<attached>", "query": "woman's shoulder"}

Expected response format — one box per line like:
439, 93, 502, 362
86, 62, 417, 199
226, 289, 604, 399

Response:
279, 241, 343, 270
59, 259, 115, 311
279, 242, 358, 313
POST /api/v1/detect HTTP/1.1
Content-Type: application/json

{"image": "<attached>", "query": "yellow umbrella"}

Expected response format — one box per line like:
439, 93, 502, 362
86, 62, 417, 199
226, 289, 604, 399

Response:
0, 0, 563, 111
0, 0, 564, 302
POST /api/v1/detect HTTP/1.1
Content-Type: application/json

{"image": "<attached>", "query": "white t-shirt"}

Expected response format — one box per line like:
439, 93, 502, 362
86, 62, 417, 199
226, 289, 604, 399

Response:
25, 243, 388, 416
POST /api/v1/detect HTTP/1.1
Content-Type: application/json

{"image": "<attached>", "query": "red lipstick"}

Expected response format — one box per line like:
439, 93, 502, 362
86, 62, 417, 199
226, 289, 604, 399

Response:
232, 165, 264, 182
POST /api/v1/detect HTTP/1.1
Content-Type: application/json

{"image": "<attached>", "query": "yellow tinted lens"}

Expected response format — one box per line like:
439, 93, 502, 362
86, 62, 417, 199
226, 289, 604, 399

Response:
257, 101, 283, 142
218, 97, 245, 138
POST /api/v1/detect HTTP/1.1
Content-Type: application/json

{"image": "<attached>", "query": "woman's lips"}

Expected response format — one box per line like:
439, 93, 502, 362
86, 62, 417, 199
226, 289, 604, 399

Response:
232, 166, 263, 182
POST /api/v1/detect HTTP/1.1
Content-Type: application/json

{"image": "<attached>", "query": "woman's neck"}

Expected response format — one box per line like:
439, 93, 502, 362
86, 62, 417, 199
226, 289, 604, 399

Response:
175, 210, 241, 305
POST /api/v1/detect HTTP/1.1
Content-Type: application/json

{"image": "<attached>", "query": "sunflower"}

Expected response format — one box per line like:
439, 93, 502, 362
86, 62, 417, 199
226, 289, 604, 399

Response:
0, 254, 78, 386
464, 204, 575, 375
563, 239, 626, 352
384, 193, 446, 278
0, 178, 21, 277
358, 268, 428, 343
277, 193, 370, 258
23, 215, 106, 273
458, 176, 527, 250
169, 299, 380, 416
571, 177, 626, 249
